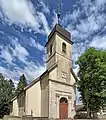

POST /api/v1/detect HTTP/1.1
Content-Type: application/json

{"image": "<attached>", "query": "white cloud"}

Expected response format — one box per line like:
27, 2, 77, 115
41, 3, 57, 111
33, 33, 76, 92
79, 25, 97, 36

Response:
39, 1, 50, 14
0, 38, 29, 65
0, 45, 13, 64
0, 0, 40, 29
73, 65, 79, 76
0, 64, 45, 86
76, 90, 82, 104
63, 0, 106, 37
0, 37, 46, 83
30, 38, 45, 51
10, 38, 29, 64
52, 10, 58, 28
72, 51, 80, 76
0, 0, 51, 36
61, 0, 106, 68
76, 16, 99, 35
22, 64, 46, 82
38, 12, 50, 35
42, 54, 46, 63
0, 66, 16, 81
90, 35, 106, 49
62, 8, 80, 26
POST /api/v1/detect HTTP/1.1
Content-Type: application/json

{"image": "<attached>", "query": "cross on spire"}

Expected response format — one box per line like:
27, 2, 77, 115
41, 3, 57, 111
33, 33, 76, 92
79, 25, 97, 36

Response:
57, 0, 61, 25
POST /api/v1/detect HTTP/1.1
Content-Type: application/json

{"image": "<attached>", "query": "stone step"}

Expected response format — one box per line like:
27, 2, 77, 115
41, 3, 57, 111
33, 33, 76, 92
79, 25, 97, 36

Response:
55, 119, 72, 120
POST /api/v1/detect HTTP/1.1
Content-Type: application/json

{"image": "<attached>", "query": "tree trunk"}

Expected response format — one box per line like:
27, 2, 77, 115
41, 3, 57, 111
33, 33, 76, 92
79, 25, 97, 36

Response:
87, 107, 91, 118
87, 103, 91, 118
92, 112, 97, 119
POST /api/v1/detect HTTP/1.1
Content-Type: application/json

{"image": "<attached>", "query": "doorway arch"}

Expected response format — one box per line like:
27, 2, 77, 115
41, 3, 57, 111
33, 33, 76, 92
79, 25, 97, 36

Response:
59, 97, 68, 119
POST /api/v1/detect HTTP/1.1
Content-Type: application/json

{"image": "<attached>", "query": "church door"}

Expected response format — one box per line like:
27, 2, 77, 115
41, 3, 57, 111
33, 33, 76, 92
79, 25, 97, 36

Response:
59, 97, 68, 119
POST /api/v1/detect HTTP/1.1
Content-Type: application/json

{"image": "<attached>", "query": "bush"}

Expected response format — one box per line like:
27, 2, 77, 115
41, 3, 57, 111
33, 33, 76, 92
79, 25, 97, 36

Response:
74, 113, 87, 119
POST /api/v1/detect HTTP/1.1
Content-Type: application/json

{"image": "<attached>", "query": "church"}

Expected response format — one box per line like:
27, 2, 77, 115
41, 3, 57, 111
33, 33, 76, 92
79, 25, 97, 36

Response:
10, 24, 77, 119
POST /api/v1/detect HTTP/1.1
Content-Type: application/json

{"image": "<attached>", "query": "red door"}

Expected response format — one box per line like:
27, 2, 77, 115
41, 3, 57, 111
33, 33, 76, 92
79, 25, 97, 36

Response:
59, 97, 68, 119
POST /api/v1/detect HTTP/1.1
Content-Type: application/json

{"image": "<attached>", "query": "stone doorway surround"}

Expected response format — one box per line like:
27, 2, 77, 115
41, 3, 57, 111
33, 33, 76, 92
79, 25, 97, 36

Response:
55, 90, 72, 119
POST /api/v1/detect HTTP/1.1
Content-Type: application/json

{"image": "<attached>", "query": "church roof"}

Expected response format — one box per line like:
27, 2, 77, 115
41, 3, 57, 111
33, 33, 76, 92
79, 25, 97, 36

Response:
71, 68, 78, 82
24, 70, 49, 90
45, 24, 73, 47
10, 70, 49, 102
11, 67, 77, 102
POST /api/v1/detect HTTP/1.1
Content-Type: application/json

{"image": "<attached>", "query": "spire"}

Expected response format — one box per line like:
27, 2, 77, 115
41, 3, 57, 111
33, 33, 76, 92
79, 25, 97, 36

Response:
57, 0, 61, 25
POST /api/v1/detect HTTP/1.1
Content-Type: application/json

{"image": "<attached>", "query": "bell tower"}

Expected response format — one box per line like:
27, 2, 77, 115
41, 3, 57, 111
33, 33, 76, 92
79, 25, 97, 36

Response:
45, 24, 73, 83
45, 0, 73, 83
45, 1, 76, 119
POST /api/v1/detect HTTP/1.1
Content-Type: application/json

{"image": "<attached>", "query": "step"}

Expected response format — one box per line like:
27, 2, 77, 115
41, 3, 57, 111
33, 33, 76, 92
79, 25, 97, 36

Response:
55, 119, 72, 120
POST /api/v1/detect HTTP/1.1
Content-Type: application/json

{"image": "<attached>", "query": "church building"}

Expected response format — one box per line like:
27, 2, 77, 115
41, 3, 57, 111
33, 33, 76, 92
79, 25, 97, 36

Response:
10, 24, 77, 119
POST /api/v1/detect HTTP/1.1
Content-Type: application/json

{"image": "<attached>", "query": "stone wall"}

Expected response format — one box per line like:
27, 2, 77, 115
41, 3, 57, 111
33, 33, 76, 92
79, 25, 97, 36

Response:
3, 115, 21, 120
3, 115, 106, 120
98, 114, 106, 119
76, 119, 105, 120
3, 115, 53, 120
23, 117, 50, 120
49, 80, 76, 119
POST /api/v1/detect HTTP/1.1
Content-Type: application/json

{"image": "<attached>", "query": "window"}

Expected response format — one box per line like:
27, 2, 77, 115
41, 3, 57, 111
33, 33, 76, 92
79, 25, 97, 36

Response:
50, 44, 52, 55
60, 97, 68, 103
62, 42, 66, 53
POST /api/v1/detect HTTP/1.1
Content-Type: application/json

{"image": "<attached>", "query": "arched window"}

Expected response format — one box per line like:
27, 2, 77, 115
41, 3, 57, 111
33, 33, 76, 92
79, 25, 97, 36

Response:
50, 44, 52, 55
62, 42, 66, 53
60, 97, 68, 104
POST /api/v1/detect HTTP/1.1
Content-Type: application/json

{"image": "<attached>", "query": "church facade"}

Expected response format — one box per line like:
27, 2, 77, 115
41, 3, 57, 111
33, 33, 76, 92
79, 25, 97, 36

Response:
10, 24, 77, 119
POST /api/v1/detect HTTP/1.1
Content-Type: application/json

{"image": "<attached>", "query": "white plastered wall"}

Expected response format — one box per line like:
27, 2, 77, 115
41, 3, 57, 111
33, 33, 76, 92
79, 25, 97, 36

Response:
40, 75, 49, 117
12, 99, 19, 116
26, 81, 41, 117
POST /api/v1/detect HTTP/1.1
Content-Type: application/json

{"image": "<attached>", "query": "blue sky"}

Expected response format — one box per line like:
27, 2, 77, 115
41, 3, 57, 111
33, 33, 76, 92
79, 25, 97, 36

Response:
0, 0, 106, 103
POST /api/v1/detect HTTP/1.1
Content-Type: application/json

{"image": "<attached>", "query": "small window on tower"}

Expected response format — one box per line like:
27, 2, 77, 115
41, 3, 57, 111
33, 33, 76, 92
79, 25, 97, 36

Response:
62, 42, 66, 53
50, 44, 52, 55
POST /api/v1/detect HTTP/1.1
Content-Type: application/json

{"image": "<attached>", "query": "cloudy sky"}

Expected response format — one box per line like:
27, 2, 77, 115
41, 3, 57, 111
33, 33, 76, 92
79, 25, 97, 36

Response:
0, 0, 106, 92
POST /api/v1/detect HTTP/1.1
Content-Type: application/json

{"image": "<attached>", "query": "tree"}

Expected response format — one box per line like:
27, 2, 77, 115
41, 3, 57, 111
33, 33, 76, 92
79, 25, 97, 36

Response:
8, 79, 15, 100
0, 73, 15, 118
15, 74, 27, 96
76, 47, 106, 118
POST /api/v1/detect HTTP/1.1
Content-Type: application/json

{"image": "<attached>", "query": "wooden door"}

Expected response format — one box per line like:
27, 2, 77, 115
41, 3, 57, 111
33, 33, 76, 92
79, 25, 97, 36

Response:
59, 97, 68, 119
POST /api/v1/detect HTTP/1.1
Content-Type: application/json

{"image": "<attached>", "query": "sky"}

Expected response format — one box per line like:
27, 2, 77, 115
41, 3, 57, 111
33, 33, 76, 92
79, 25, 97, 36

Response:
0, 0, 106, 103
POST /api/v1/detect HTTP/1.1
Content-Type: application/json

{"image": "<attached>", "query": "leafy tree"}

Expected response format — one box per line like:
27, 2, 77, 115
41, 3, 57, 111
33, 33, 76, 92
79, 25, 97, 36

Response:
0, 73, 15, 118
8, 79, 15, 100
15, 74, 27, 96
76, 47, 106, 118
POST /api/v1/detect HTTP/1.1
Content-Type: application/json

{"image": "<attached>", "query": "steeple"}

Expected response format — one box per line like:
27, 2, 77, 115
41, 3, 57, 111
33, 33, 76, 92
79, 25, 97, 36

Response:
57, 0, 61, 25
45, 1, 74, 77
45, 23, 73, 83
